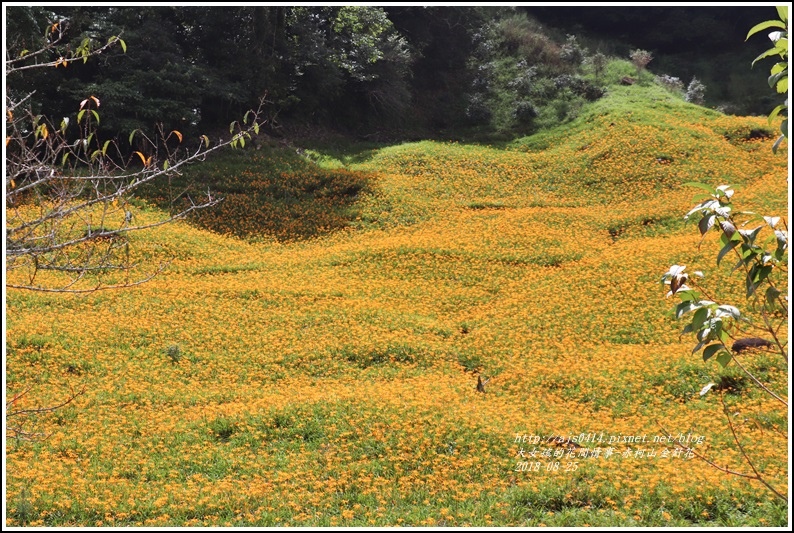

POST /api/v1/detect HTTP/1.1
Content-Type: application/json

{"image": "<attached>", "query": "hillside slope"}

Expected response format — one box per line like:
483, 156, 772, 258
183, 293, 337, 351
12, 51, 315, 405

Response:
5, 85, 788, 526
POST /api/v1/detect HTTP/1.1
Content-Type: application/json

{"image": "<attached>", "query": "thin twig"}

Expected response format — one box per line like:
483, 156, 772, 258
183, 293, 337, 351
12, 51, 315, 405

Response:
6, 386, 86, 418
718, 394, 787, 501
729, 351, 788, 407
6, 264, 167, 293
656, 418, 787, 502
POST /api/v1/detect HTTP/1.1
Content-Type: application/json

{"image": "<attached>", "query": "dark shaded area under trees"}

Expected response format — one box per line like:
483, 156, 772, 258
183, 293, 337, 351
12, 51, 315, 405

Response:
6, 5, 777, 148
526, 6, 776, 115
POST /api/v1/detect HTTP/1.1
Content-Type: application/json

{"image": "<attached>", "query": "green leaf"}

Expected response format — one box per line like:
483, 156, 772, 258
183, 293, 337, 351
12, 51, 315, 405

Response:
777, 5, 788, 23
702, 343, 723, 361
745, 267, 757, 297
739, 243, 756, 260
746, 19, 786, 40
253, 122, 260, 135
738, 225, 764, 245
692, 307, 709, 331
717, 239, 738, 265
163, 160, 170, 171
119, 38, 127, 53
229, 121, 237, 134
690, 193, 713, 203
772, 134, 785, 154
677, 290, 701, 302
717, 305, 741, 319
691, 340, 705, 355
752, 47, 783, 66
61, 152, 70, 166
685, 204, 709, 220
243, 110, 251, 125
774, 230, 787, 249
716, 351, 732, 368
698, 214, 715, 235
129, 129, 138, 145
775, 75, 788, 93
768, 103, 787, 124
746, 264, 773, 297
696, 327, 711, 343
77, 109, 86, 123
102, 139, 111, 155
769, 70, 788, 89
91, 110, 100, 124
714, 205, 733, 219
719, 220, 737, 238
764, 216, 781, 228
755, 264, 773, 283
766, 286, 781, 306
676, 301, 700, 319
717, 325, 730, 345
760, 251, 775, 265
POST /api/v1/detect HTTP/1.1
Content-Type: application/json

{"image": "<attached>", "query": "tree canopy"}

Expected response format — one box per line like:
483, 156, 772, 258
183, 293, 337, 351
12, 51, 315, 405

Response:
5, 5, 777, 143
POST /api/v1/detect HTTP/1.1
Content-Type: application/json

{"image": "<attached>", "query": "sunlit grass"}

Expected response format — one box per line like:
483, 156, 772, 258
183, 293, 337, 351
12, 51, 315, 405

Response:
6, 87, 788, 526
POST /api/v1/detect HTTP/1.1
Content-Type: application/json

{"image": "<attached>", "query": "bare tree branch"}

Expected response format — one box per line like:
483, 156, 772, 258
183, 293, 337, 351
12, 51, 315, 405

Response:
6, 20, 268, 293
6, 385, 86, 442
656, 413, 787, 503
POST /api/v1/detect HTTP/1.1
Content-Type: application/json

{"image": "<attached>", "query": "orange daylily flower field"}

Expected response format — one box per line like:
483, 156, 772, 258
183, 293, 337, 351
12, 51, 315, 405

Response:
5, 86, 789, 526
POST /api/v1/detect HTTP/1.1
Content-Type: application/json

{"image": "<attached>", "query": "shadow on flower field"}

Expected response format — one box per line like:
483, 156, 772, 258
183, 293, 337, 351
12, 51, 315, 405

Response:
5, 85, 788, 526
139, 146, 374, 242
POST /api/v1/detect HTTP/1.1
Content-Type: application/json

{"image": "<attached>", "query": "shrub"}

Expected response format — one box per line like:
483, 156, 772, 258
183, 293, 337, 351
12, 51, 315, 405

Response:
512, 100, 539, 123
559, 34, 586, 66
495, 13, 563, 67
629, 48, 653, 75
553, 74, 605, 101
656, 74, 685, 94
165, 344, 182, 364
685, 77, 707, 105
586, 51, 609, 80
465, 93, 493, 124
506, 60, 537, 97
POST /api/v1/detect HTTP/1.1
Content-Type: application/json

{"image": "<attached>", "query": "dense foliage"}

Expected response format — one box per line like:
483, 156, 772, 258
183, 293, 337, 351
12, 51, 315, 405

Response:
5, 6, 777, 144
5, 6, 412, 139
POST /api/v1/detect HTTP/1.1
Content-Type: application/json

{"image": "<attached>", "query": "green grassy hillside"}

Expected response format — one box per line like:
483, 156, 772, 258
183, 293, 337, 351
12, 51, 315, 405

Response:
6, 83, 788, 526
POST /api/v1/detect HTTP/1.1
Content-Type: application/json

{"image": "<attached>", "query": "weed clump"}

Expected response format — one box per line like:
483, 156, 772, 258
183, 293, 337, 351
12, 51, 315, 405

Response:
165, 344, 182, 364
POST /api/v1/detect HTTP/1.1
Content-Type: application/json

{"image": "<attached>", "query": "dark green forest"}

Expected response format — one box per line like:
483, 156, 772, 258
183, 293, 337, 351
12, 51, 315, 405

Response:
5, 5, 776, 145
